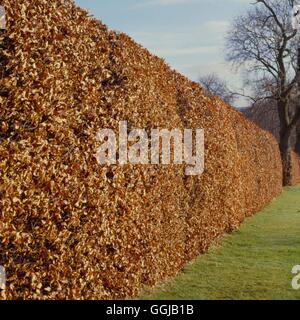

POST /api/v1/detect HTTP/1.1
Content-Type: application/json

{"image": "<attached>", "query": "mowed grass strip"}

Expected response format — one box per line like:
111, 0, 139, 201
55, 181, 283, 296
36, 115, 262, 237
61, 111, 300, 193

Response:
141, 185, 300, 300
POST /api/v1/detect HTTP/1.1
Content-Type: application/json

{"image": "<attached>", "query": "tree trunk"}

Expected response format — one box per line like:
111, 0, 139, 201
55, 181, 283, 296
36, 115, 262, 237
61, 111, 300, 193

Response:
295, 48, 300, 157
296, 123, 300, 155
279, 129, 292, 186
277, 98, 292, 186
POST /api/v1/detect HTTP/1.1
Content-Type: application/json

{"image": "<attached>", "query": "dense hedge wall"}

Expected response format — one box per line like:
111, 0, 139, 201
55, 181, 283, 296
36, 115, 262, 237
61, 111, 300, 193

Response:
289, 151, 300, 186
0, 0, 282, 299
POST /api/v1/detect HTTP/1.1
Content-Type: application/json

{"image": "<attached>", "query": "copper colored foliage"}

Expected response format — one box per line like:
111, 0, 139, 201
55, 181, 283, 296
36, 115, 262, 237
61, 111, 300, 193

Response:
289, 151, 300, 186
245, 103, 300, 186
0, 0, 282, 300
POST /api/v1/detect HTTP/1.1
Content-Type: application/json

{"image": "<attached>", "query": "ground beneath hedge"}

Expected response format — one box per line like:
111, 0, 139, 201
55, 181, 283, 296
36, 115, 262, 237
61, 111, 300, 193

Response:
141, 185, 300, 300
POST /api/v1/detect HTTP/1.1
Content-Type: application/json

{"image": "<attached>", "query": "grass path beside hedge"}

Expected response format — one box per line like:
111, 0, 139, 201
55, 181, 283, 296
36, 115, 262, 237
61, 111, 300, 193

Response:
142, 185, 300, 300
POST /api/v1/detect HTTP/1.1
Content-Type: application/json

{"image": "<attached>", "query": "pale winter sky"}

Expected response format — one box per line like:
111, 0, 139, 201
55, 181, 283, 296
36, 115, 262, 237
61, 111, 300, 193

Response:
75, 0, 253, 107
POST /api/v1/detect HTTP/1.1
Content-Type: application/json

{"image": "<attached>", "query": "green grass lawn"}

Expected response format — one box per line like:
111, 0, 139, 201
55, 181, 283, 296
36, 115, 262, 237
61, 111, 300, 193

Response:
142, 185, 300, 300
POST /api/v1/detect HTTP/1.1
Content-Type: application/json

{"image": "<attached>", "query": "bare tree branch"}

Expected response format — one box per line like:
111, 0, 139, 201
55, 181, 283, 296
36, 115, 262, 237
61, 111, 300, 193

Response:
198, 73, 237, 105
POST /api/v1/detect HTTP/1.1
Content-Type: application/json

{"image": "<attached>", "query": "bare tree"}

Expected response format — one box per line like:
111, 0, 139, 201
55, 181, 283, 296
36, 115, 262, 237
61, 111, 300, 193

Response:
226, 0, 300, 185
245, 99, 280, 139
198, 73, 236, 105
